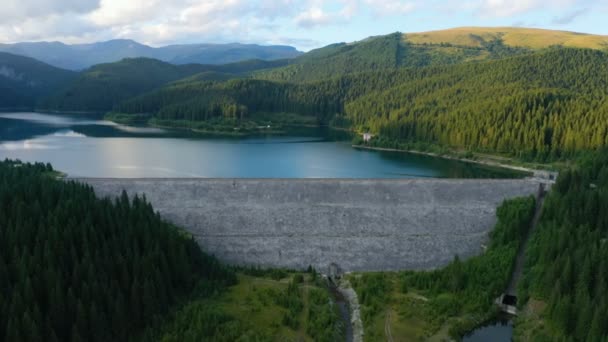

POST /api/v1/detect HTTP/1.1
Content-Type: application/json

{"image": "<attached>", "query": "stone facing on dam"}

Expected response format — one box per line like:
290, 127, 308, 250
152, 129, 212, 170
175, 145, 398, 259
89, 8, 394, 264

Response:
80, 178, 539, 272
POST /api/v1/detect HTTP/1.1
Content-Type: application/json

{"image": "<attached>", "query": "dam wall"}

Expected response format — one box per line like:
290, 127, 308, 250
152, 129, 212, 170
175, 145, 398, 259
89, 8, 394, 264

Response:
80, 178, 540, 272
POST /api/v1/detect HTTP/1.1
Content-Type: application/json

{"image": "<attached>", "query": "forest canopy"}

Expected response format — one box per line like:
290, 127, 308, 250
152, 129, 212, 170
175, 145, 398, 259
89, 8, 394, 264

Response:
0, 160, 235, 342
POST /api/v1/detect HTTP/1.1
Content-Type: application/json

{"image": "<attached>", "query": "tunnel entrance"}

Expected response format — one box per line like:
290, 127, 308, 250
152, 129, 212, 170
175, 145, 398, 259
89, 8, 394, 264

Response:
502, 294, 517, 306
328, 263, 343, 284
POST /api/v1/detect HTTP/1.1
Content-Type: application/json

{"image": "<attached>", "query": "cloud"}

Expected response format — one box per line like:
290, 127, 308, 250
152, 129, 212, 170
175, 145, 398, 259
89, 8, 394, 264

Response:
88, 0, 172, 26
364, 0, 416, 15
1, 0, 100, 24
476, 0, 584, 17
0, 13, 100, 43
0, 0, 604, 49
294, 0, 362, 28
551, 7, 588, 24
295, 6, 335, 27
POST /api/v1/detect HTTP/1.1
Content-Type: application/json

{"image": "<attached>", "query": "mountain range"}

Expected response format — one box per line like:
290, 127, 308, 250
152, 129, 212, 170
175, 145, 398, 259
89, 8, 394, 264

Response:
0, 40, 302, 70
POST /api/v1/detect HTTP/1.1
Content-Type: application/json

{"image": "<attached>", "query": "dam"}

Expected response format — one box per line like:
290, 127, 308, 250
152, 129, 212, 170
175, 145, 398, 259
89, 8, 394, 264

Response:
81, 178, 540, 272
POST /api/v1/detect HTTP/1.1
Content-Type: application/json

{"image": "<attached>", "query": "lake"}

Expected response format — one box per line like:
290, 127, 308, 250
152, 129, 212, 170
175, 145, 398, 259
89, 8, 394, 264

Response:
0, 112, 524, 178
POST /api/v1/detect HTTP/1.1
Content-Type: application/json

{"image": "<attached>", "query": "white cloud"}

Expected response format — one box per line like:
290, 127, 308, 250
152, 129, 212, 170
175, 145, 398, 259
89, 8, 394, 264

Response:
88, 0, 171, 26
476, 0, 581, 17
295, 6, 334, 27
0, 0, 604, 48
294, 0, 364, 28
0, 0, 100, 24
0, 13, 100, 43
364, 0, 416, 15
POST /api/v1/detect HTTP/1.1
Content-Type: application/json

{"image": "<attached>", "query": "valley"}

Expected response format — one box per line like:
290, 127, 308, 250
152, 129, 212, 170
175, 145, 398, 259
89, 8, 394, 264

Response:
1, 25, 607, 342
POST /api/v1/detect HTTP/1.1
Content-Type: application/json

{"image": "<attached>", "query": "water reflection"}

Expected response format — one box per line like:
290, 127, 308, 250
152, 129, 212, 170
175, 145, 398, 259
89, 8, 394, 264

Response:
0, 112, 527, 179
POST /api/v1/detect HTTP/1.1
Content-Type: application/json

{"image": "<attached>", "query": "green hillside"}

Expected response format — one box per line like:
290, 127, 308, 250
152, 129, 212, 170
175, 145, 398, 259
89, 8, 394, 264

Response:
515, 150, 608, 341
42, 58, 292, 112
255, 31, 528, 82
41, 58, 212, 112
346, 48, 608, 160
0, 160, 343, 342
0, 52, 76, 109
0, 160, 235, 341
113, 48, 608, 160
256, 27, 608, 83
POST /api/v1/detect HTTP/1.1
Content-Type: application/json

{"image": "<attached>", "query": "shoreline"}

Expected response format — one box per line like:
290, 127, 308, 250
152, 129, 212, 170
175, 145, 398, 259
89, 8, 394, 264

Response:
149, 122, 289, 137
352, 145, 557, 180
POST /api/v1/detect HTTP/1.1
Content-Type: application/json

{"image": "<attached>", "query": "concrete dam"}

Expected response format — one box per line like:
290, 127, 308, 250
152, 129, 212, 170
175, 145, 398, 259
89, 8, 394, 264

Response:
81, 178, 540, 272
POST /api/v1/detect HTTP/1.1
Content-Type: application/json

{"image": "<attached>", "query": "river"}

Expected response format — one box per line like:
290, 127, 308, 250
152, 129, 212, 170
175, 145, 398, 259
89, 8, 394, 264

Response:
0, 112, 525, 178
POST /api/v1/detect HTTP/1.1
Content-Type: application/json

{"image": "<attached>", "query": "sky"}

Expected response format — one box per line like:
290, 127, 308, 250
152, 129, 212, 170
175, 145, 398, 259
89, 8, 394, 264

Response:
1, 0, 607, 50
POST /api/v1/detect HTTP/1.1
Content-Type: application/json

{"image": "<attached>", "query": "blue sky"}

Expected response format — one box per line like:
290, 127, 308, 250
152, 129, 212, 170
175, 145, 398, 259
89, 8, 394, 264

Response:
1, 0, 606, 50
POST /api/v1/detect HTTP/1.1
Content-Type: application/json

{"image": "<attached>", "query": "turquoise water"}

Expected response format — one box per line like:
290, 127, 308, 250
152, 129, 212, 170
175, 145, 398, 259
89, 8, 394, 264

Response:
0, 112, 524, 178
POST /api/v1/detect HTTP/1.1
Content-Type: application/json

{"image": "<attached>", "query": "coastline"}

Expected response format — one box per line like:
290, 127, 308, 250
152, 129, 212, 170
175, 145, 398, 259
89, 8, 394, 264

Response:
352, 144, 557, 180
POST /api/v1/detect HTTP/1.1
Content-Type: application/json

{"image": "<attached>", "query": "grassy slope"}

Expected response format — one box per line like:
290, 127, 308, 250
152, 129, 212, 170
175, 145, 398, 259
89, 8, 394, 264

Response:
405, 27, 608, 50
149, 271, 343, 341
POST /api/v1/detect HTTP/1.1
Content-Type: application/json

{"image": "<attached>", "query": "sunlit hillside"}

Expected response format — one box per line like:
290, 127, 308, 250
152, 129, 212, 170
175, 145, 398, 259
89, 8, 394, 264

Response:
405, 26, 608, 50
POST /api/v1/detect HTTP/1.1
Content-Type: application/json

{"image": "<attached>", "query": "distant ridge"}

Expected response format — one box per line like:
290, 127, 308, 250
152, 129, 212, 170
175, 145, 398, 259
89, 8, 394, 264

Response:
0, 40, 302, 70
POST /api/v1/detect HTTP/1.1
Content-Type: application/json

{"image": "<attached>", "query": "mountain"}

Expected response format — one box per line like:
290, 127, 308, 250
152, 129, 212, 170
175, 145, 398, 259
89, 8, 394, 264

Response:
256, 32, 528, 82
42, 57, 293, 112
41, 58, 215, 111
0, 40, 302, 70
256, 27, 608, 82
161, 43, 301, 65
0, 52, 76, 108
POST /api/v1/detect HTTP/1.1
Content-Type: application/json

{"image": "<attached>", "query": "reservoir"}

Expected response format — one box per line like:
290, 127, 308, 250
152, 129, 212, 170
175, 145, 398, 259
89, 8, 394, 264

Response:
0, 112, 524, 178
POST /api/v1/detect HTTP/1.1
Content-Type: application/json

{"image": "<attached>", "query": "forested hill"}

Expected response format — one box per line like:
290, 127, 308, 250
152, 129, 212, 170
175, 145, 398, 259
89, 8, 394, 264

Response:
256, 27, 608, 83
114, 48, 608, 160
40, 57, 292, 112
40, 58, 215, 112
0, 160, 235, 341
347, 48, 608, 160
0, 52, 76, 109
255, 32, 529, 82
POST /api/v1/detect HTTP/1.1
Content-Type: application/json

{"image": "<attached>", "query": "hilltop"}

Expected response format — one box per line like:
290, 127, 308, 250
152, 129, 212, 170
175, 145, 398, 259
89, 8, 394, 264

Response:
404, 26, 608, 50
